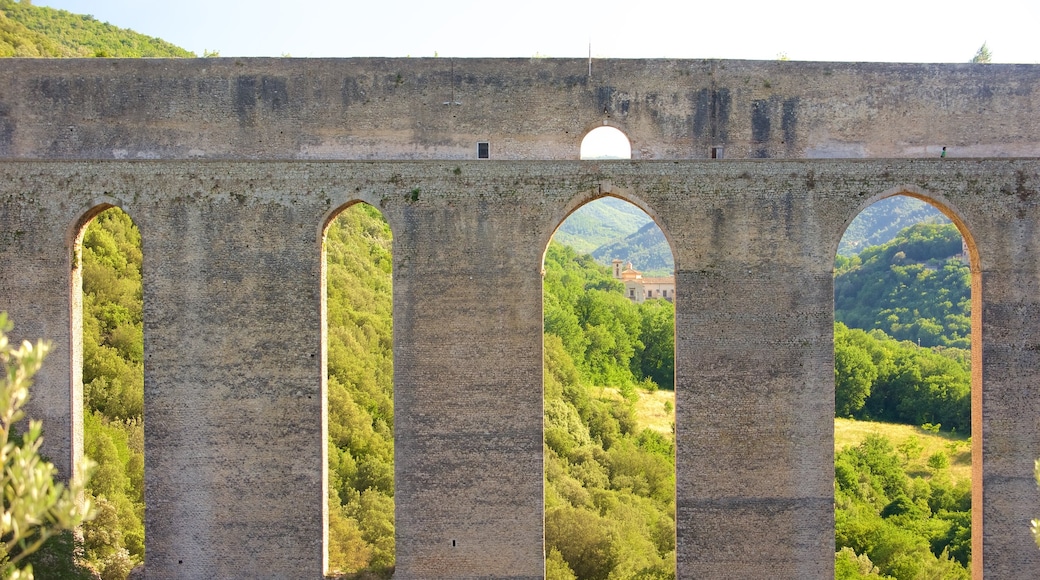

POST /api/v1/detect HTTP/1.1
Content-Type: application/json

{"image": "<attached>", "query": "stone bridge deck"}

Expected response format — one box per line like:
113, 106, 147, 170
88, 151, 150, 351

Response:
1, 158, 1038, 578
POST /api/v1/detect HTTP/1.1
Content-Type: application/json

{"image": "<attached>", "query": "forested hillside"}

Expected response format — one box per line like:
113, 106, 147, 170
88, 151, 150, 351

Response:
835, 223, 970, 349
542, 241, 676, 579
552, 197, 673, 277
833, 216, 973, 579
837, 197, 949, 257
324, 205, 396, 577
591, 222, 672, 277
0, 0, 191, 57
555, 195, 947, 279
552, 198, 652, 255
66, 208, 146, 579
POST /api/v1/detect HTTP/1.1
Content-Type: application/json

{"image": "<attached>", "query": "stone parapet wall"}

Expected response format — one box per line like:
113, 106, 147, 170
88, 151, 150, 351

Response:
1, 59, 1039, 161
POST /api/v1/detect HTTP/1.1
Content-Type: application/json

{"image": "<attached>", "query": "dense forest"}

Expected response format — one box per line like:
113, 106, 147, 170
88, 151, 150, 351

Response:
834, 214, 974, 579
324, 205, 396, 577
835, 222, 971, 349
544, 242, 675, 392
0, 0, 191, 57
835, 433, 971, 579
835, 322, 970, 432
552, 198, 652, 256
542, 241, 676, 579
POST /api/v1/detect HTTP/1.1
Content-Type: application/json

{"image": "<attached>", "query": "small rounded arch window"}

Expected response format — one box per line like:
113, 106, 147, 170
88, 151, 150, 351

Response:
580, 126, 632, 160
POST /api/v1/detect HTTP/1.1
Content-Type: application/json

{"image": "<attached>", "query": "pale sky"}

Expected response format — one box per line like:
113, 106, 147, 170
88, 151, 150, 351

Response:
32, 0, 1040, 63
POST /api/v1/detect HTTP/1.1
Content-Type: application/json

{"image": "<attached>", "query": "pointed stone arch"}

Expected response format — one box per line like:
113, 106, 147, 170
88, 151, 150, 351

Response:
834, 186, 982, 577
320, 200, 397, 576
542, 187, 678, 577
71, 199, 147, 569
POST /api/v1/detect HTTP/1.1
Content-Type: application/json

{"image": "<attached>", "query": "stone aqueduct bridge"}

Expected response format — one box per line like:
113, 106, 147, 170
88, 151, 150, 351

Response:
1, 59, 1039, 578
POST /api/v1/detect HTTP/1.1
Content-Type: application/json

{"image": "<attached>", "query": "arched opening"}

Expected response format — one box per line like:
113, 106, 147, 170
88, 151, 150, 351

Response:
542, 194, 676, 579
580, 126, 632, 160
72, 205, 146, 579
321, 202, 395, 578
833, 193, 979, 579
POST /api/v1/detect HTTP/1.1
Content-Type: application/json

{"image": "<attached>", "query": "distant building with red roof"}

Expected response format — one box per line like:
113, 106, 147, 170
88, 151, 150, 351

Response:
612, 259, 674, 303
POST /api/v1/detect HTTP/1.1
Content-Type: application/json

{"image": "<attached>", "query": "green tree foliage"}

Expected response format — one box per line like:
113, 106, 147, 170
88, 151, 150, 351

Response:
0, 313, 95, 580
835, 223, 970, 349
1033, 459, 1040, 549
971, 42, 992, 64
0, 0, 192, 57
78, 208, 145, 577
834, 322, 970, 433
835, 434, 971, 579
543, 242, 675, 391
543, 241, 676, 579
835, 546, 884, 579
324, 204, 395, 577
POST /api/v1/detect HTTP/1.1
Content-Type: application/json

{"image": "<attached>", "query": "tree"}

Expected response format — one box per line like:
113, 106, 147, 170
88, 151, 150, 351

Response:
971, 42, 992, 64
1033, 459, 1040, 549
834, 324, 878, 417
0, 313, 94, 579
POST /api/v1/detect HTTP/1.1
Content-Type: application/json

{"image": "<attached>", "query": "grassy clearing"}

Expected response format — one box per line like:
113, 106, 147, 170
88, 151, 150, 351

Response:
597, 389, 969, 486
835, 417, 971, 485
598, 386, 675, 439
633, 389, 675, 437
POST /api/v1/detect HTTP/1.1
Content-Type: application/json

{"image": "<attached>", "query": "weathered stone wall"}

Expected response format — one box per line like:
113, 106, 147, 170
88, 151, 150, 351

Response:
1, 158, 1038, 579
1, 59, 1039, 161
2, 58, 1040, 578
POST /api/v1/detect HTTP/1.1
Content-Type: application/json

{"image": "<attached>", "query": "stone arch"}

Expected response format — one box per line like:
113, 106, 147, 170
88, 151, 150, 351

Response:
835, 186, 981, 274
319, 200, 396, 576
541, 187, 678, 577
69, 199, 140, 475
542, 184, 677, 270
833, 185, 982, 577
70, 199, 147, 569
579, 124, 633, 160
